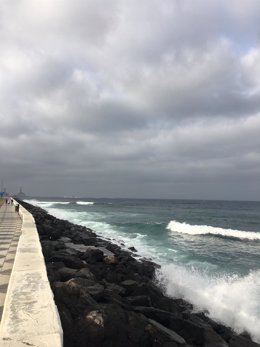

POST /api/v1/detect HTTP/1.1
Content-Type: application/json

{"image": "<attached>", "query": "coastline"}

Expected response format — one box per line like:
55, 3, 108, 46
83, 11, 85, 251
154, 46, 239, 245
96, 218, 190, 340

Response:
19, 200, 260, 347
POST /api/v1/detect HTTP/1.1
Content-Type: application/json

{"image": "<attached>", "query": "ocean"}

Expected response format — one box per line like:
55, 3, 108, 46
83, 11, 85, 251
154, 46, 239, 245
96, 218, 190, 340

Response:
25, 197, 260, 342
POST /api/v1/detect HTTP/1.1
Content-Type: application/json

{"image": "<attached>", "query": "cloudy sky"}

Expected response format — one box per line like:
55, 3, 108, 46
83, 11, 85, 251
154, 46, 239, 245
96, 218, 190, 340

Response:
1, 0, 260, 200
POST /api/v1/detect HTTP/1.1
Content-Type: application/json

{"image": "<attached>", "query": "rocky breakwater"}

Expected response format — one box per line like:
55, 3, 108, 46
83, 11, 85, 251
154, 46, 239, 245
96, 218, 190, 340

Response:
19, 200, 260, 347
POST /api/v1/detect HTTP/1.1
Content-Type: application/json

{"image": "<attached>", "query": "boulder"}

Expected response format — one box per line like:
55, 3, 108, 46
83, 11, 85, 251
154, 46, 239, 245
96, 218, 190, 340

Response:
41, 240, 56, 260
72, 303, 171, 347
72, 233, 97, 246
133, 306, 177, 327
104, 255, 118, 264
59, 237, 72, 243
81, 248, 104, 264
51, 249, 81, 261
104, 283, 126, 296
229, 335, 260, 347
61, 255, 86, 269
84, 283, 105, 301
203, 328, 229, 347
169, 317, 229, 347
155, 297, 182, 316
148, 319, 186, 345
129, 282, 163, 304
127, 295, 151, 307
120, 280, 139, 295
169, 318, 206, 345
75, 268, 96, 281
58, 267, 77, 281
63, 277, 105, 301
56, 303, 73, 331
52, 280, 98, 318
128, 246, 137, 252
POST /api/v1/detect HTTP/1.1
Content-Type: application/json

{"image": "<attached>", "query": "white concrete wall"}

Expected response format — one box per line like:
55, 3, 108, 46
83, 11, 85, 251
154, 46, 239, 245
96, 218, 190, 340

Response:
0, 203, 63, 347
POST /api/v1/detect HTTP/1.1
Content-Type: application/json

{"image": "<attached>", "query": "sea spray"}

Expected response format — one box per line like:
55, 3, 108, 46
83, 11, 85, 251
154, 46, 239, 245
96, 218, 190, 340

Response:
156, 264, 260, 343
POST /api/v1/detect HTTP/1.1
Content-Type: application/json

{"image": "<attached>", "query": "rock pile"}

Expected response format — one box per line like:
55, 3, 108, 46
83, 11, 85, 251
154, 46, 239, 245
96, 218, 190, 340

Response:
20, 200, 260, 347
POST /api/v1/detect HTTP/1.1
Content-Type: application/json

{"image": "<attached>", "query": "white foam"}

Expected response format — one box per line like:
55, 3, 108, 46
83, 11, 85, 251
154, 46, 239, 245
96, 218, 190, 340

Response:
167, 220, 260, 240
46, 207, 86, 226
156, 264, 260, 343
76, 201, 95, 205
37, 205, 165, 262
24, 199, 70, 208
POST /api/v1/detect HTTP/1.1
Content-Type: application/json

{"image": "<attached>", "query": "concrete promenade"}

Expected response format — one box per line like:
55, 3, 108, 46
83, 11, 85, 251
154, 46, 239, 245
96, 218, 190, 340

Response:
0, 201, 63, 347
0, 203, 21, 321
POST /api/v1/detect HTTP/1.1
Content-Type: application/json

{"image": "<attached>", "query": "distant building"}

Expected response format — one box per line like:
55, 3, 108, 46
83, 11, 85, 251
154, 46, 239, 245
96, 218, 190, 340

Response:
14, 187, 26, 200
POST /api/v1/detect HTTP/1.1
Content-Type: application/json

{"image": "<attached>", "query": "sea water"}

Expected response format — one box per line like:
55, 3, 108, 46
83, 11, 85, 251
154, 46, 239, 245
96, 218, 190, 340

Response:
25, 198, 260, 342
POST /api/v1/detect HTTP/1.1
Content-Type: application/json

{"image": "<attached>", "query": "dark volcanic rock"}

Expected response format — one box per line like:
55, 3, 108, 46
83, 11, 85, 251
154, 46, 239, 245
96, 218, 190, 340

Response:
147, 319, 186, 345
133, 306, 178, 327
127, 295, 152, 307
104, 255, 118, 264
72, 304, 147, 347
104, 282, 126, 296
53, 254, 86, 269
81, 248, 104, 264
120, 280, 139, 295
128, 246, 137, 252
228, 335, 260, 347
72, 303, 185, 347
58, 267, 77, 281
75, 267, 96, 281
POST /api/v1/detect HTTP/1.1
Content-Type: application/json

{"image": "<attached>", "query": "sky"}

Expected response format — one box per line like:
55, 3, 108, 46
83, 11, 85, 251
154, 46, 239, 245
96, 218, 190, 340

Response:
1, 0, 260, 200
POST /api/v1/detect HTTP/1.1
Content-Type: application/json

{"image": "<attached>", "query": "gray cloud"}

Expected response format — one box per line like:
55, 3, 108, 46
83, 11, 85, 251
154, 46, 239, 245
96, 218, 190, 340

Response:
0, 0, 260, 200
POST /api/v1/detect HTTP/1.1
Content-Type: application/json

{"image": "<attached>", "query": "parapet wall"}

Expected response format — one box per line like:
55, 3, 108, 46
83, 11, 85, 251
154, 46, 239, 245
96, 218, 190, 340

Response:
0, 203, 63, 347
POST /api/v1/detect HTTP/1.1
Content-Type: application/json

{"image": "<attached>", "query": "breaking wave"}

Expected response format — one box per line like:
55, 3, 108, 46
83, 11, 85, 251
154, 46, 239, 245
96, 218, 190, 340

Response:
167, 220, 260, 240
156, 264, 260, 343
76, 201, 95, 205
24, 199, 70, 208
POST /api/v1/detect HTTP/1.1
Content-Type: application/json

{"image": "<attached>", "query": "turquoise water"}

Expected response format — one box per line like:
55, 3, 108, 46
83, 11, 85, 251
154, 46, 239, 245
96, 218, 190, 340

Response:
25, 197, 260, 342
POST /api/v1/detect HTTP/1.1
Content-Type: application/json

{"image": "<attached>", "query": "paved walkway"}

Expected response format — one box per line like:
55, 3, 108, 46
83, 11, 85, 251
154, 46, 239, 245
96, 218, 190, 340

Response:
0, 203, 21, 321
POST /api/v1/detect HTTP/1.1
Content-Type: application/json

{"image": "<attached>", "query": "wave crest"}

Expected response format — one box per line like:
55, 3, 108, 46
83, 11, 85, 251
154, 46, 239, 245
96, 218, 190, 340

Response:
24, 199, 70, 207
167, 220, 260, 240
76, 201, 95, 205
